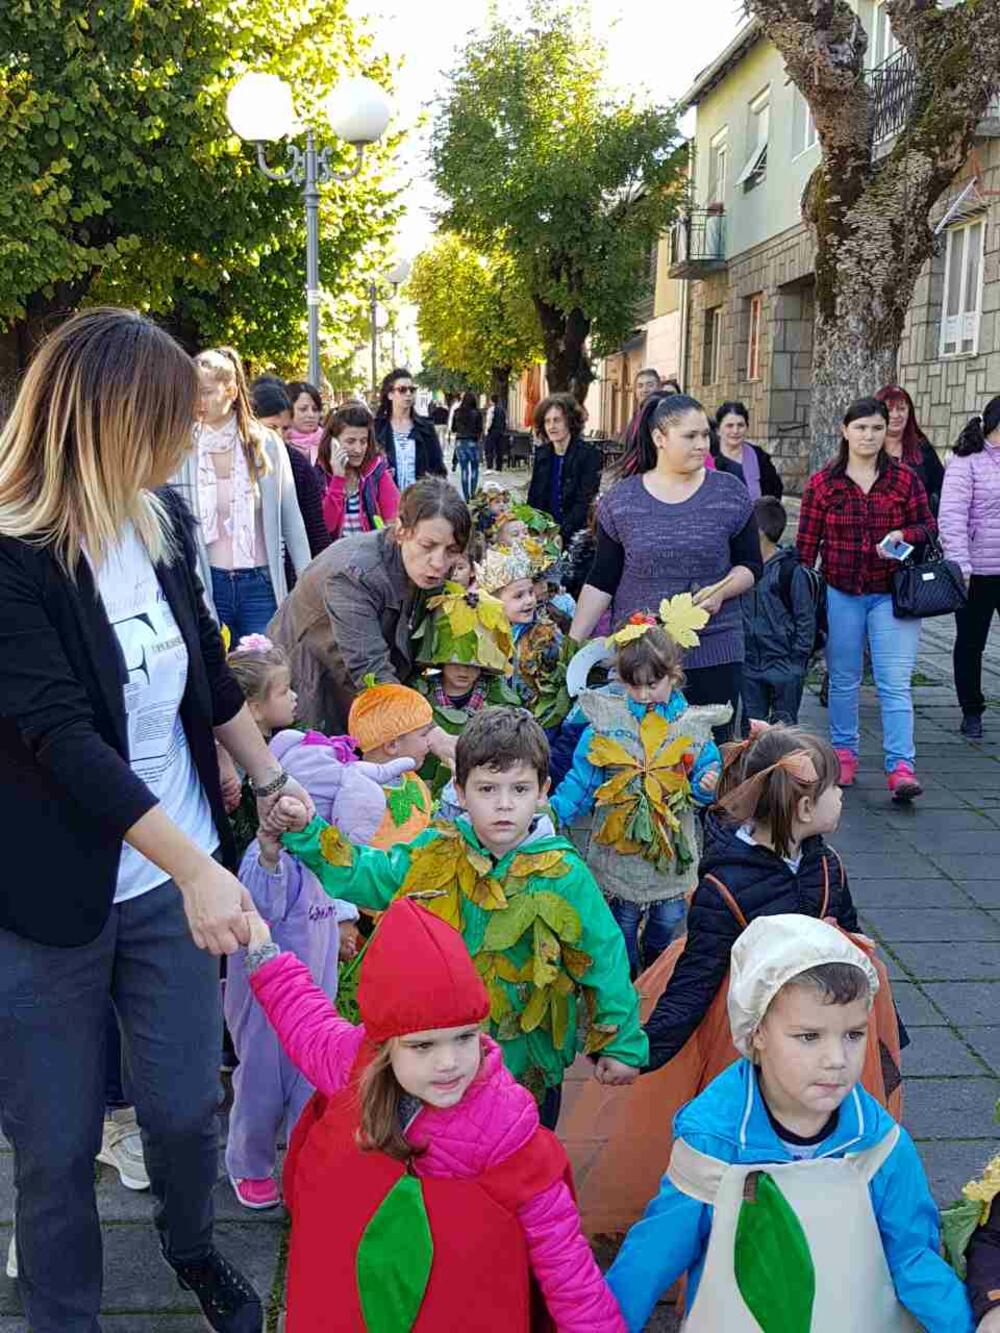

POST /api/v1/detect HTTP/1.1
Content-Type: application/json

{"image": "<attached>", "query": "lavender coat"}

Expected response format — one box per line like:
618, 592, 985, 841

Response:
938, 446, 1000, 577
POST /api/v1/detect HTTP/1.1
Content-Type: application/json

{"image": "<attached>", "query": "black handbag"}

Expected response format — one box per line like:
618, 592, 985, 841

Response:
890, 539, 967, 619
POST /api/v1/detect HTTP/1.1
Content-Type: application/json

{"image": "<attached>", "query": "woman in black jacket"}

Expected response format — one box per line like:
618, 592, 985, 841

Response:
712, 400, 784, 499
451, 389, 484, 500
526, 392, 602, 547
373, 367, 446, 489
876, 384, 945, 514
0, 309, 313, 1333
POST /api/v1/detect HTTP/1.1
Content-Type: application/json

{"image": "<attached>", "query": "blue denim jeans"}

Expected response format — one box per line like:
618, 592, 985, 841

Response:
609, 896, 687, 977
211, 565, 277, 641
455, 441, 480, 501
825, 587, 921, 772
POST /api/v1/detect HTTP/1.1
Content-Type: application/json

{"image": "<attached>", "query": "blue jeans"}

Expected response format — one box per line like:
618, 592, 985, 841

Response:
825, 588, 921, 772
455, 441, 480, 501
211, 565, 277, 641
609, 896, 687, 977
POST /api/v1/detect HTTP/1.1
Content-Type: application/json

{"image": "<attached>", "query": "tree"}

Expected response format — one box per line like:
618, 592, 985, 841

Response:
431, 5, 685, 401
414, 354, 474, 399
747, 0, 1000, 469
409, 233, 542, 400
0, 0, 400, 372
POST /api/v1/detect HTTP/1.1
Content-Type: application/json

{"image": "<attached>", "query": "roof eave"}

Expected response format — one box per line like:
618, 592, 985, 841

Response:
678, 19, 763, 113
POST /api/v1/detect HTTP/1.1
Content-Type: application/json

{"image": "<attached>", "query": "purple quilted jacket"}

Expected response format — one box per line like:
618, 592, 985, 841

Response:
938, 446, 1000, 576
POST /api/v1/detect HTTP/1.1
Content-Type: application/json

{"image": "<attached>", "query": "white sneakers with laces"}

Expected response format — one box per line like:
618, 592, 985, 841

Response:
96, 1107, 150, 1191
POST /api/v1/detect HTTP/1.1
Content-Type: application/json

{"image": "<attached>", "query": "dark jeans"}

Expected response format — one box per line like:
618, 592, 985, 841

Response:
954, 574, 1000, 716
539, 1084, 563, 1131
683, 661, 742, 743
455, 441, 480, 500
0, 880, 224, 1331
105, 1005, 128, 1108
740, 671, 805, 736
609, 896, 687, 977
210, 566, 277, 642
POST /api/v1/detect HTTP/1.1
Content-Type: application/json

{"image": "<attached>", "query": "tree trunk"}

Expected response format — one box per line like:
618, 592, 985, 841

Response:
810, 316, 899, 473
12, 276, 96, 371
535, 298, 593, 403
491, 364, 511, 405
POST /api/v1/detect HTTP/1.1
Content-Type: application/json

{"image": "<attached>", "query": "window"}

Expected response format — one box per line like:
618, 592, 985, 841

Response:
940, 219, 985, 357
791, 88, 818, 158
708, 128, 728, 206
702, 306, 722, 385
746, 294, 763, 380
736, 89, 770, 191
870, 0, 901, 69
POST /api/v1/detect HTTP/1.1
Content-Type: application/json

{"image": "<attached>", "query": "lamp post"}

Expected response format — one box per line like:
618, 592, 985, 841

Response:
368, 259, 411, 395
226, 72, 391, 391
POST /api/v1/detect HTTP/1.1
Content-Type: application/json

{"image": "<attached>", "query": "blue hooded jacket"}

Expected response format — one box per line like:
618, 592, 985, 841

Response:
606, 1060, 973, 1333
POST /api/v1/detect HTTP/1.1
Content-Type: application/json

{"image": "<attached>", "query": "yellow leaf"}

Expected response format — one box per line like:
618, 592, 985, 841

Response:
658, 593, 710, 649
420, 889, 463, 931
644, 773, 663, 805
477, 592, 508, 631
449, 599, 477, 637
520, 985, 550, 1033
466, 848, 492, 876
509, 849, 565, 879
488, 980, 512, 1024
550, 989, 571, 1051
587, 735, 638, 770
220, 623, 232, 653
595, 804, 631, 848
639, 710, 669, 758
534, 891, 582, 944
584, 1023, 619, 1055
475, 953, 495, 980
607, 622, 651, 647
318, 825, 352, 867
562, 942, 593, 980
494, 954, 532, 984
467, 875, 508, 911
595, 769, 637, 805
406, 845, 461, 892
532, 917, 561, 989
455, 854, 476, 899
650, 769, 688, 796
649, 734, 694, 768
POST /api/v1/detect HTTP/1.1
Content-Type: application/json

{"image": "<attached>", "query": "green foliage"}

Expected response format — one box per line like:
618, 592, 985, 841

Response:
414, 353, 474, 397
409, 233, 542, 391
0, 0, 400, 371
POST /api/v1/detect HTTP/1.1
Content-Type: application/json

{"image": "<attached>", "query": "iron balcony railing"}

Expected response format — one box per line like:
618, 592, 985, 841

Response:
668, 208, 726, 278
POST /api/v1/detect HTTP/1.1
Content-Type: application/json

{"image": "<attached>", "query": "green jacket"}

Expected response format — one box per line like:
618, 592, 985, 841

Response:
415, 675, 521, 796
282, 815, 648, 1096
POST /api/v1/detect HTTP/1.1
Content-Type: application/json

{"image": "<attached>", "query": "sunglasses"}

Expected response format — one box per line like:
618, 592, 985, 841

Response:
394, 385, 416, 394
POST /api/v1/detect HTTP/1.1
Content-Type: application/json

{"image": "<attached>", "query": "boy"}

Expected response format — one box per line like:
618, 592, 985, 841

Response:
346, 683, 434, 850
277, 707, 648, 1127
607, 915, 973, 1333
740, 496, 817, 732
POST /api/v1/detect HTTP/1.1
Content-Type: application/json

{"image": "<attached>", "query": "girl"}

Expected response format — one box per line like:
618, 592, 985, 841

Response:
242, 895, 627, 1330
225, 729, 412, 1210
559, 723, 902, 1238
552, 614, 725, 976
318, 402, 400, 539
285, 380, 324, 464
797, 395, 936, 798
171, 346, 312, 637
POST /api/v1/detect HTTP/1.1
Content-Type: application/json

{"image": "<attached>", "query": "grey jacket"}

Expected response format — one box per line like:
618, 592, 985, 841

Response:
171, 429, 312, 621
740, 545, 815, 679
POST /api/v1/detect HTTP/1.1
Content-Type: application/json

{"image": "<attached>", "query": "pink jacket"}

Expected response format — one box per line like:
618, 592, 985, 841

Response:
321, 456, 401, 538
938, 446, 1000, 576
251, 951, 625, 1333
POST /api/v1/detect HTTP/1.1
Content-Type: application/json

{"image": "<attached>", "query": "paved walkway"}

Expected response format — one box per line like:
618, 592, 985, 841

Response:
3, 531, 999, 1329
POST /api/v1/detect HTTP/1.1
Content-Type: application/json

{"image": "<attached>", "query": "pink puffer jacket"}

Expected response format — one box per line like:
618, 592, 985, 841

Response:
251, 951, 625, 1333
938, 446, 1000, 576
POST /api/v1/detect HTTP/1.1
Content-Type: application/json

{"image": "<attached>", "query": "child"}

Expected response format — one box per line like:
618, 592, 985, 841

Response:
740, 496, 817, 731
470, 481, 510, 535
475, 545, 562, 710
551, 613, 726, 977
225, 729, 412, 1208
317, 402, 400, 539
606, 915, 973, 1332
242, 896, 627, 1330
946, 1146, 1000, 1330
495, 515, 529, 545
347, 682, 435, 850
274, 707, 648, 1125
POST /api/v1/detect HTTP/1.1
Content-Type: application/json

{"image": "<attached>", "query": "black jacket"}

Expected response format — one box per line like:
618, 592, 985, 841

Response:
911, 438, 945, 516
374, 413, 446, 484
285, 443, 330, 592
526, 436, 602, 547
452, 406, 483, 442
485, 402, 508, 444
712, 442, 784, 499
0, 488, 242, 947
967, 1195, 1000, 1323
644, 814, 858, 1071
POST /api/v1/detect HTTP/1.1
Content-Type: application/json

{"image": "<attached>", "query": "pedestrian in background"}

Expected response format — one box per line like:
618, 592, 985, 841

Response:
484, 391, 509, 471
621, 367, 661, 451
316, 402, 400, 539
250, 378, 330, 567
527, 392, 602, 547
451, 390, 484, 500
712, 400, 783, 500
285, 380, 324, 465
373, 367, 446, 489
876, 384, 945, 515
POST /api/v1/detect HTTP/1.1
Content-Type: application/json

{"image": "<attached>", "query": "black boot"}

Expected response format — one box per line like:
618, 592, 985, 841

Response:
169, 1249, 263, 1332
960, 712, 984, 739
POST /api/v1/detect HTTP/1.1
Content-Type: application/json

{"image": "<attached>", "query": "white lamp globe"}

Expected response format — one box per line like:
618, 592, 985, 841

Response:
226, 73, 296, 142
323, 76, 391, 146
385, 259, 411, 286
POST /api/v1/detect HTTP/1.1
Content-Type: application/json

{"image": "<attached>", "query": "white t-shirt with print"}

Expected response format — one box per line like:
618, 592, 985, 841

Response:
393, 428, 416, 491
94, 524, 217, 902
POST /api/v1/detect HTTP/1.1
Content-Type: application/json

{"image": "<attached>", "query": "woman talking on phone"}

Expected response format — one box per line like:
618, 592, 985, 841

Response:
797, 397, 935, 802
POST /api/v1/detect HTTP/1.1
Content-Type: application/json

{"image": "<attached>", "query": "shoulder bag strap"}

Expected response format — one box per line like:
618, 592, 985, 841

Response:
703, 872, 749, 930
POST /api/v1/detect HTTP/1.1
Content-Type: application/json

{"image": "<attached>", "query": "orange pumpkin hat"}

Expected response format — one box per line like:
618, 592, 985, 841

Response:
348, 683, 433, 754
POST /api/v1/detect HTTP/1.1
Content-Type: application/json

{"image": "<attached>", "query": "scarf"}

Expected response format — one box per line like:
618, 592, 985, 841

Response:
287, 427, 323, 465
195, 418, 258, 569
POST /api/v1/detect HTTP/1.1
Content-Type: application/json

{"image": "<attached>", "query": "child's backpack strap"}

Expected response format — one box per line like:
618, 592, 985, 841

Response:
703, 873, 749, 930
847, 1124, 900, 1184
820, 854, 830, 919
667, 1137, 728, 1204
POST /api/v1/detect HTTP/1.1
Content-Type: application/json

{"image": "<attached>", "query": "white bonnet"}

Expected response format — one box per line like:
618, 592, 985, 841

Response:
728, 914, 880, 1057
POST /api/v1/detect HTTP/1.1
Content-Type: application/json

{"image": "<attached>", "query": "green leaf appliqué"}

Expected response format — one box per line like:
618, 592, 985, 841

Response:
356, 1174, 434, 1332
734, 1170, 815, 1333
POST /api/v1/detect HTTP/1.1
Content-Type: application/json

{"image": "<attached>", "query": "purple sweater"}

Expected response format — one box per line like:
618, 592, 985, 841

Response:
938, 446, 1000, 576
597, 472, 755, 669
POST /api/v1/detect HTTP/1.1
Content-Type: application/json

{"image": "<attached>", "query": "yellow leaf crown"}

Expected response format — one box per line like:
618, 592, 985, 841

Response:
606, 593, 711, 652
474, 543, 535, 595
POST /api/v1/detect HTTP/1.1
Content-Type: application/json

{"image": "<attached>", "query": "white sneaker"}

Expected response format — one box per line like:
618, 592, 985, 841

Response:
96, 1108, 150, 1191
5, 1231, 15, 1280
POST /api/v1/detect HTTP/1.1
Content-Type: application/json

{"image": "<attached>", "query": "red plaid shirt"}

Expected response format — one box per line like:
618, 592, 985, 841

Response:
796, 461, 936, 595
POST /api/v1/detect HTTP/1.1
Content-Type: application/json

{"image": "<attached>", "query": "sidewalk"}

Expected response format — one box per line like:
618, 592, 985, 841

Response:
2, 597, 999, 1331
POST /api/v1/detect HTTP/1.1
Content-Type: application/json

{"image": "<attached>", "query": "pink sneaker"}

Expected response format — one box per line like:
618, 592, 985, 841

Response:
887, 762, 923, 803
835, 749, 858, 787
230, 1176, 280, 1210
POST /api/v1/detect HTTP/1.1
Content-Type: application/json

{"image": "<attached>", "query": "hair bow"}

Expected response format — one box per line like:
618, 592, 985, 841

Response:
235, 633, 274, 653
716, 748, 820, 824
300, 731, 360, 764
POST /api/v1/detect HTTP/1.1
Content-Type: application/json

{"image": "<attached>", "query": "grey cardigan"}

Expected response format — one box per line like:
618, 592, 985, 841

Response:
171, 428, 312, 621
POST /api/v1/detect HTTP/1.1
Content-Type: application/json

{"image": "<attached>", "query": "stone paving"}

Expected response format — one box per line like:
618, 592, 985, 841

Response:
3, 570, 1000, 1330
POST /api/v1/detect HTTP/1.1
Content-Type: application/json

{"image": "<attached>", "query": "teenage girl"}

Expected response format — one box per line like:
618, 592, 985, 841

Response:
317, 403, 400, 540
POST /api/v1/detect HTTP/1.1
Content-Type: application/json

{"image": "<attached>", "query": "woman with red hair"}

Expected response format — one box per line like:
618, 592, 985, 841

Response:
875, 385, 945, 513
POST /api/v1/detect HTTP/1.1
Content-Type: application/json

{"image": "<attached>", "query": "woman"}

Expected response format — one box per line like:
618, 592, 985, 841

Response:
373, 368, 446, 489
171, 347, 312, 638
797, 396, 936, 800
712, 400, 783, 499
938, 397, 1000, 740
250, 378, 330, 564
269, 476, 470, 741
526, 392, 602, 547
0, 308, 314, 1333
569, 392, 761, 740
451, 390, 484, 500
875, 384, 945, 514
317, 402, 400, 539
285, 379, 324, 464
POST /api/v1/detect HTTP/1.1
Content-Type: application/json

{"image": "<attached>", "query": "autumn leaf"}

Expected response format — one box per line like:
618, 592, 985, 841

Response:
640, 710, 669, 758
420, 889, 463, 931
595, 768, 637, 805
449, 598, 477, 637
587, 735, 637, 770
607, 621, 650, 646
467, 875, 508, 911
508, 849, 567, 879
533, 891, 582, 944
319, 825, 352, 867
550, 989, 571, 1050
520, 985, 550, 1033
466, 847, 491, 876
488, 980, 512, 1024
455, 854, 477, 899
561, 942, 593, 980
644, 773, 663, 806
658, 593, 710, 649
584, 1022, 619, 1055
595, 805, 630, 848
649, 734, 694, 769
482, 894, 537, 951
405, 844, 461, 892
493, 954, 533, 984
532, 917, 561, 989
477, 592, 509, 631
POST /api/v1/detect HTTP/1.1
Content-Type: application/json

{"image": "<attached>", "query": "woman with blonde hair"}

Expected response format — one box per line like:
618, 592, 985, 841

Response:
171, 345, 312, 639
0, 307, 314, 1333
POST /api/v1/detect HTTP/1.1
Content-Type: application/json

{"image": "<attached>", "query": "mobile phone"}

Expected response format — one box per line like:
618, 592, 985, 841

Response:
877, 535, 914, 561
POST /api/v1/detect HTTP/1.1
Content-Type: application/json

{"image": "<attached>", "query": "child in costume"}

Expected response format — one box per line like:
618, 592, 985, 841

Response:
551, 608, 725, 977
346, 682, 435, 850
939, 1128, 1000, 1330
243, 896, 627, 1331
606, 914, 973, 1333
225, 729, 413, 1209
412, 581, 519, 796
273, 706, 648, 1126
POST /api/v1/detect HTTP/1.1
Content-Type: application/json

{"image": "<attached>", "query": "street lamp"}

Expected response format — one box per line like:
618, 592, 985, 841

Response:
368, 259, 411, 394
226, 72, 392, 390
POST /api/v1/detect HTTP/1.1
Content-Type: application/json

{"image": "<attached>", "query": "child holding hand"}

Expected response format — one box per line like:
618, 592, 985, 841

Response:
346, 682, 435, 850
242, 896, 627, 1331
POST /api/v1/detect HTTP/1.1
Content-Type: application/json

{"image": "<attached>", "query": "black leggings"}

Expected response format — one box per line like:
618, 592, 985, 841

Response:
953, 574, 1000, 715
684, 662, 742, 743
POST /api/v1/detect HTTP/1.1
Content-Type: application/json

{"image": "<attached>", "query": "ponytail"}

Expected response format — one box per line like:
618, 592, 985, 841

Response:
954, 396, 1000, 457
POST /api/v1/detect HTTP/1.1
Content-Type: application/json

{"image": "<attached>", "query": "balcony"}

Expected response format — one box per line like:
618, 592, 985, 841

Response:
668, 208, 727, 279
869, 49, 919, 146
